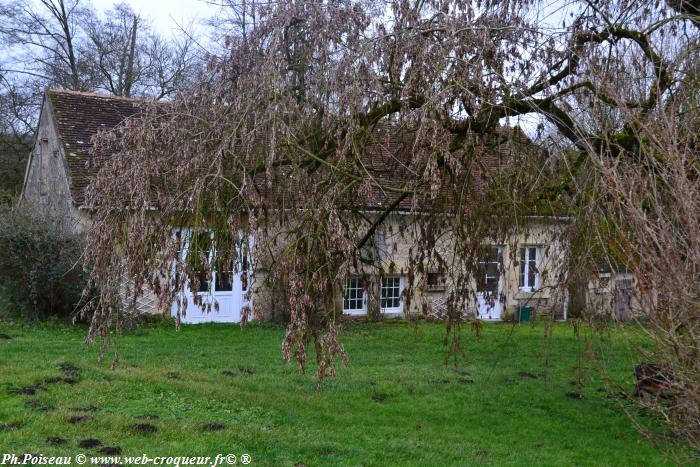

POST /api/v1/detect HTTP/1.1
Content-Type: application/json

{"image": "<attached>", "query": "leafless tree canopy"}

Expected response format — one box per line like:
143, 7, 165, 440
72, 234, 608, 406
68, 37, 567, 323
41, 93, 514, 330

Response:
84, 3, 202, 99
0, 0, 202, 97
79, 0, 700, 451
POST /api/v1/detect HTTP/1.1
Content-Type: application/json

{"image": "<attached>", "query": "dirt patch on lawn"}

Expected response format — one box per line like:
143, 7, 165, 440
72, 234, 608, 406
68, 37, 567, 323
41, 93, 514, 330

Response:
166, 372, 181, 380
47, 437, 67, 446
202, 423, 225, 432
68, 415, 92, 424
38, 363, 81, 386
58, 363, 80, 377
8, 385, 46, 396
0, 422, 22, 431
99, 447, 122, 455
79, 439, 102, 448
44, 376, 78, 385
131, 423, 157, 433
25, 399, 55, 412
74, 405, 99, 413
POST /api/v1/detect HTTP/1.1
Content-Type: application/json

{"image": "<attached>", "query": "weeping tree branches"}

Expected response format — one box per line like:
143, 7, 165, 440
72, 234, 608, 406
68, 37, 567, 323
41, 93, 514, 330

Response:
84, 0, 698, 450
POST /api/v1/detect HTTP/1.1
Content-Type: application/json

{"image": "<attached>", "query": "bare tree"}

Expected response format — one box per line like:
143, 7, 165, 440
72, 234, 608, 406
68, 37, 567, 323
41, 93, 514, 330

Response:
0, 0, 96, 90
205, 0, 261, 44
0, 76, 34, 202
85, 3, 142, 97
144, 28, 202, 99
85, 3, 202, 99
0, 0, 203, 101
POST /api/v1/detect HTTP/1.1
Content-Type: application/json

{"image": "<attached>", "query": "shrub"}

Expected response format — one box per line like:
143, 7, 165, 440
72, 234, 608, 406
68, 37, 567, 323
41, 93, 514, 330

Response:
0, 208, 90, 319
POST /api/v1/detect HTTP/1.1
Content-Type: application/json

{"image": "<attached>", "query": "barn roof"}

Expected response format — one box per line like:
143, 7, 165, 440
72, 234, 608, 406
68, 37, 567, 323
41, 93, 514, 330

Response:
47, 88, 144, 205
46, 88, 537, 211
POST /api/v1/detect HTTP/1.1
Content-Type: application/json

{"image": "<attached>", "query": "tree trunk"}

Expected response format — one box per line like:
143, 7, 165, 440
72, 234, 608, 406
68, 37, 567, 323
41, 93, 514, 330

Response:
123, 14, 138, 97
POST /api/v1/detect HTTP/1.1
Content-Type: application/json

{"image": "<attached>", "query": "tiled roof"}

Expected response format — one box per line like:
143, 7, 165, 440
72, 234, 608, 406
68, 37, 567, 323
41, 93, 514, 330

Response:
47, 89, 144, 205
47, 89, 529, 210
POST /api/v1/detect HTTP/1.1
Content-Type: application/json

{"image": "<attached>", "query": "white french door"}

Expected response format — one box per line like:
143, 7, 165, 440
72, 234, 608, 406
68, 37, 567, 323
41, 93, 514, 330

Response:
172, 229, 252, 324
476, 246, 504, 320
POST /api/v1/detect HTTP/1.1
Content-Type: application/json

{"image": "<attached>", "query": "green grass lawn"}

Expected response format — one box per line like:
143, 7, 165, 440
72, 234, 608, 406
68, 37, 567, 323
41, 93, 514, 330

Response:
0, 320, 682, 465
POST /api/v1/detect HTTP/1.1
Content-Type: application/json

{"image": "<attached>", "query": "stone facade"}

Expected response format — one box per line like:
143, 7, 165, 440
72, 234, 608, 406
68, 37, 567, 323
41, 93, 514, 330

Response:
326, 213, 570, 321
21, 95, 80, 230
21, 88, 596, 323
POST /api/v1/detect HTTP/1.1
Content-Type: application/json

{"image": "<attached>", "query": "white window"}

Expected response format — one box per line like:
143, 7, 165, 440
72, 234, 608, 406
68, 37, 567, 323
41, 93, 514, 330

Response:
215, 259, 249, 292
477, 246, 502, 293
174, 229, 250, 294
214, 261, 234, 292
426, 271, 447, 291
174, 228, 213, 293
380, 276, 403, 312
240, 253, 250, 292
520, 246, 540, 291
343, 277, 366, 314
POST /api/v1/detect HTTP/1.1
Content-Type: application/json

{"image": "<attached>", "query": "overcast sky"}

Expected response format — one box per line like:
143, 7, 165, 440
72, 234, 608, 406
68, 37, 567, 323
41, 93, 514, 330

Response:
88, 0, 574, 35
86, 0, 573, 41
90, 0, 219, 38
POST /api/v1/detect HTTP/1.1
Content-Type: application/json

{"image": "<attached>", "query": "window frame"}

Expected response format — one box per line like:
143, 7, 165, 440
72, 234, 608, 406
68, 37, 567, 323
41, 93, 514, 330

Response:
174, 228, 250, 295
426, 271, 447, 291
380, 276, 403, 313
213, 260, 234, 294
343, 277, 366, 314
477, 246, 503, 293
519, 246, 540, 292
175, 228, 214, 294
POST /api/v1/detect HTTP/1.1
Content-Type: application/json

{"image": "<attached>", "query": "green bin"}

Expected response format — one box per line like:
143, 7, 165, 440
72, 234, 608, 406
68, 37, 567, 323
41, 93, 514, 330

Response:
519, 306, 533, 322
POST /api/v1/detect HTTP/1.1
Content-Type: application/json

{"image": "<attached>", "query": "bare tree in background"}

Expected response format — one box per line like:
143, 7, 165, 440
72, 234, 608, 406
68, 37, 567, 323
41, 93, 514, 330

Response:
204, 0, 261, 46
0, 0, 96, 90
85, 2, 202, 99
144, 28, 201, 99
0, 0, 204, 200
0, 0, 202, 96
85, 3, 142, 98
0, 0, 94, 198
0, 76, 34, 202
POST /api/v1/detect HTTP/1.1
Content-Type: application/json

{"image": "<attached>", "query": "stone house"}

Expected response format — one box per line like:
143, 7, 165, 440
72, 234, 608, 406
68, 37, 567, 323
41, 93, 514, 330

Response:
22, 88, 620, 324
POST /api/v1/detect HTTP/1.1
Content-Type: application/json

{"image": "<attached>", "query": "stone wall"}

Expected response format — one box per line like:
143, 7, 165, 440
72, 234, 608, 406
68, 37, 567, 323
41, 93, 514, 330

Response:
21, 97, 80, 231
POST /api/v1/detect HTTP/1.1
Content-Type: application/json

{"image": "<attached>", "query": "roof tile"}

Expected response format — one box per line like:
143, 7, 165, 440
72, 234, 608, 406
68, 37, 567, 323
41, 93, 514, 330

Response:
48, 89, 143, 204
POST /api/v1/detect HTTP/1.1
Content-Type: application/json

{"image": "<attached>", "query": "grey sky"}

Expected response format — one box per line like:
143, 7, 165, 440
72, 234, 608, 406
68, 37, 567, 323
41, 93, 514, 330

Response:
89, 0, 220, 38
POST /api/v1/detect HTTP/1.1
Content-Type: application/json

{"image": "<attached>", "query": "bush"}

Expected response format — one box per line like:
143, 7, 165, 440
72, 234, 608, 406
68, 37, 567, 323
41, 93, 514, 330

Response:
0, 208, 90, 319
